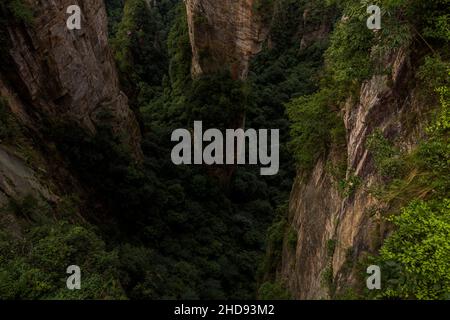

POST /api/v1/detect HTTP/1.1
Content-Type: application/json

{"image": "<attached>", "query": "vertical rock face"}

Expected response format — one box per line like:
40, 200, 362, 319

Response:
185, 0, 269, 79
0, 0, 142, 207
279, 48, 426, 299
281, 157, 341, 299
2, 0, 141, 156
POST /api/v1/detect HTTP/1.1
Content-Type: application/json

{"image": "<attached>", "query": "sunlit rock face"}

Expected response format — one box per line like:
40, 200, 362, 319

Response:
279, 48, 426, 299
1, 0, 142, 157
185, 0, 269, 80
0, 0, 143, 209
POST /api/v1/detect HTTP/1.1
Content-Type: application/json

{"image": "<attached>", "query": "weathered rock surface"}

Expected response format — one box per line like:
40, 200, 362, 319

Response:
0, 145, 56, 203
0, 0, 142, 207
279, 48, 427, 299
185, 0, 269, 79
2, 0, 141, 156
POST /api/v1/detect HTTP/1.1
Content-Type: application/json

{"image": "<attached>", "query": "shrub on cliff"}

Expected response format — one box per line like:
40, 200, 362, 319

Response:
0, 198, 126, 300
377, 199, 450, 300
286, 88, 344, 171
258, 281, 291, 300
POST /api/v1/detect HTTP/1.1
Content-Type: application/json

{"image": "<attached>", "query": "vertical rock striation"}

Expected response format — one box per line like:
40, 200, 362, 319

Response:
279, 48, 427, 299
185, 0, 269, 79
1, 0, 142, 157
0, 0, 142, 207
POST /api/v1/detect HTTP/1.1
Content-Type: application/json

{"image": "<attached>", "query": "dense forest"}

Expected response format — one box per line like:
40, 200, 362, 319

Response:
0, 0, 449, 300
1, 0, 300, 299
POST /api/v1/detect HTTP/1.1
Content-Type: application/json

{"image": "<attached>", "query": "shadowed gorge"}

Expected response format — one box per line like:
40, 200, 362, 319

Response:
0, 0, 449, 301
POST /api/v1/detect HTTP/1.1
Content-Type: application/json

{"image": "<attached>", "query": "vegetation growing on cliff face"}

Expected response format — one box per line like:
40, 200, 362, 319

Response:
378, 199, 450, 300
253, 0, 339, 296
281, 0, 449, 299
111, 0, 179, 102
361, 0, 449, 299
367, 77, 450, 300
287, 89, 344, 170
0, 0, 299, 300
104, 0, 296, 299
32, 0, 325, 300
0, 196, 126, 299
0, 0, 449, 301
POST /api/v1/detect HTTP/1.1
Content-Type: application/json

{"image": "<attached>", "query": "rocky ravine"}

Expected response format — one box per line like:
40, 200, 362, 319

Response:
279, 48, 427, 299
183, 0, 375, 299
184, 0, 428, 299
0, 0, 141, 207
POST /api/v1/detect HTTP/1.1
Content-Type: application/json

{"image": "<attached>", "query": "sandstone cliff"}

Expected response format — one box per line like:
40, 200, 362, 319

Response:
184, 0, 435, 299
185, 0, 269, 79
0, 0, 141, 207
279, 48, 428, 299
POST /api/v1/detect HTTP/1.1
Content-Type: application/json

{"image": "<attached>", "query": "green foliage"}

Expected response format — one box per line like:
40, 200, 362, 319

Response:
258, 281, 291, 300
268, 0, 336, 52
335, 287, 361, 300
326, 155, 347, 183
367, 77, 450, 299
3, 194, 48, 220
424, 13, 450, 41
392, 0, 450, 43
327, 0, 448, 58
429, 81, 450, 137
257, 204, 288, 283
253, 0, 274, 24
287, 0, 448, 173
414, 86, 450, 197
185, 73, 250, 129
287, 226, 298, 250
324, 15, 374, 98
167, 5, 192, 97
111, 0, 179, 99
376, 199, 450, 300
284, 2, 373, 172
285, 0, 450, 300
140, 3, 192, 123
338, 172, 362, 197
321, 264, 334, 292
265, 215, 287, 267
105, 0, 125, 36
369, 80, 449, 208
287, 89, 344, 170
44, 12, 290, 298
322, 240, 337, 295
0, 197, 126, 300
2, 0, 34, 24
9, 0, 449, 302
131, 1, 304, 299
326, 239, 336, 257
366, 131, 406, 179
251, 0, 339, 288
417, 55, 450, 93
